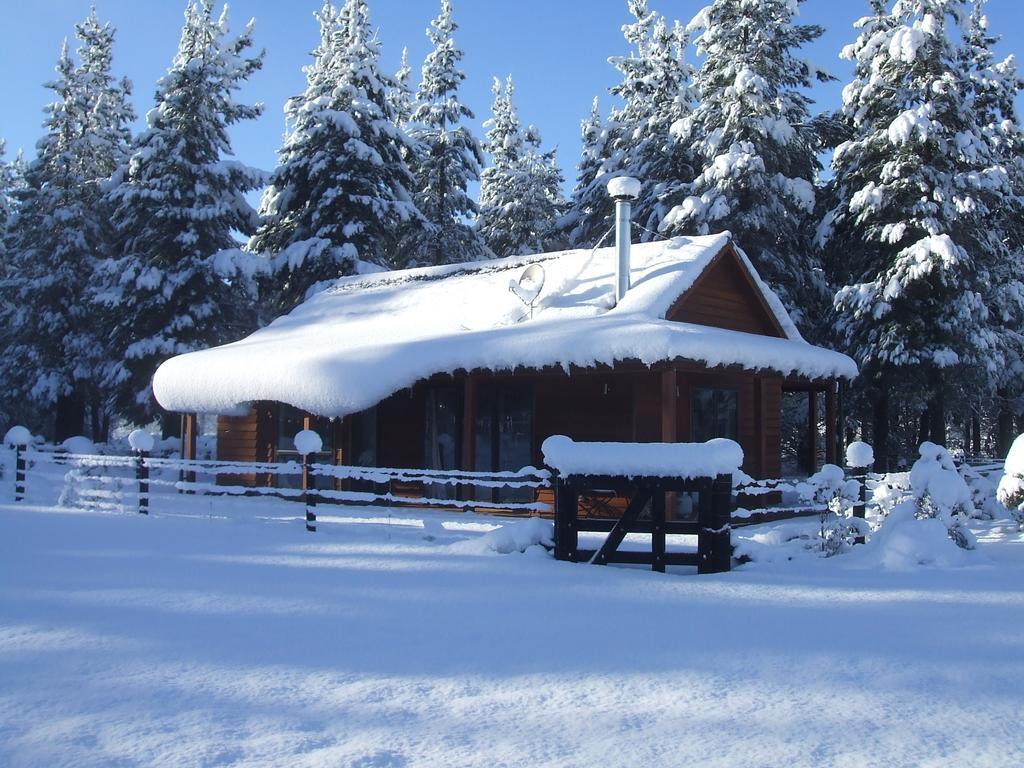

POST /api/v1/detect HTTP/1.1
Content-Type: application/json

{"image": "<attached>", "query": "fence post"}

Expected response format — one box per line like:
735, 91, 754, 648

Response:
845, 441, 873, 545
698, 474, 732, 574
651, 485, 666, 573
136, 451, 149, 515
14, 443, 26, 503
4, 426, 32, 502
303, 453, 317, 533
553, 474, 578, 562
294, 428, 322, 533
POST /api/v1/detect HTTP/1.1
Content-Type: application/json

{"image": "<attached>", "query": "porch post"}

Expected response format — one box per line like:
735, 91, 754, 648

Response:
661, 367, 678, 443
807, 390, 818, 474
181, 412, 198, 490
825, 383, 838, 466
462, 374, 476, 472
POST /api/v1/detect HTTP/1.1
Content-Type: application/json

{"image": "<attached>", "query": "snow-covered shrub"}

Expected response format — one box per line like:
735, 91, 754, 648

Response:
888, 442, 976, 550
61, 436, 96, 455
808, 464, 869, 556
997, 434, 1024, 530
959, 463, 1002, 521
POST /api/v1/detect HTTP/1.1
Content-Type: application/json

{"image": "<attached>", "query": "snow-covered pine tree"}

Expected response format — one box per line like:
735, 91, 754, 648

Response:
389, 47, 415, 130
1, 10, 135, 440
0, 140, 24, 247
566, 1, 695, 248
822, 0, 1016, 456
478, 75, 564, 258
659, 0, 830, 328
564, 98, 612, 247
250, 0, 420, 308
101, 1, 264, 426
956, 0, 1024, 453
403, 0, 488, 266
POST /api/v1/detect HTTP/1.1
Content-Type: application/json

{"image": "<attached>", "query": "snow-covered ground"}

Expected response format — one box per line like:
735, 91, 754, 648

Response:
1, 470, 1023, 767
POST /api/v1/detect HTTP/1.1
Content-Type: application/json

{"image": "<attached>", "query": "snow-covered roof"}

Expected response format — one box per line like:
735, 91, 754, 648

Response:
153, 234, 857, 417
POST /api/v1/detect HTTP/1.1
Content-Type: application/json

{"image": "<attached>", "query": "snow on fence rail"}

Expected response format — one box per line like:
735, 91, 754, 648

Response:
9, 447, 552, 522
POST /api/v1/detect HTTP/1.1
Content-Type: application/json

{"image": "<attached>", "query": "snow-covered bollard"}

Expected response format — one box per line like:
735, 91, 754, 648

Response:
997, 434, 1024, 529
4, 425, 32, 502
294, 429, 322, 533
845, 441, 874, 537
128, 430, 155, 515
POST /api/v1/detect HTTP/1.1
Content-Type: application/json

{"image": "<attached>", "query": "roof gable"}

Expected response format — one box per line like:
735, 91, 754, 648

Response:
667, 245, 786, 338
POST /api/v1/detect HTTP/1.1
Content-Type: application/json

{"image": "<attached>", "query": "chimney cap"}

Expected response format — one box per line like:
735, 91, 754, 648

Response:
607, 176, 641, 201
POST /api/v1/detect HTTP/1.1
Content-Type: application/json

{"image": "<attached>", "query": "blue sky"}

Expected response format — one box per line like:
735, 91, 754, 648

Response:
1, 0, 1022, 185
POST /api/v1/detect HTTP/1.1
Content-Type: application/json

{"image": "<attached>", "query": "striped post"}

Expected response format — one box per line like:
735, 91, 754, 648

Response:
137, 451, 149, 515
303, 453, 317, 533
14, 444, 26, 502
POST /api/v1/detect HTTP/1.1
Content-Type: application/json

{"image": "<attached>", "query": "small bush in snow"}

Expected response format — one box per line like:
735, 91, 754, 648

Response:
901, 442, 976, 549
809, 464, 869, 556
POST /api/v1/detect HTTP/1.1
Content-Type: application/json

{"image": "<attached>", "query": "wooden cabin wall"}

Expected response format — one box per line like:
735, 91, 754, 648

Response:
532, 372, 635, 461
215, 403, 275, 485
668, 249, 785, 338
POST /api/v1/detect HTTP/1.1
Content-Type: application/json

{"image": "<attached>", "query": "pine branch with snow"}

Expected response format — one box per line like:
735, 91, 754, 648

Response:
477, 76, 565, 259
249, 0, 421, 309
401, 0, 489, 267
659, 0, 830, 329
100, 1, 265, 424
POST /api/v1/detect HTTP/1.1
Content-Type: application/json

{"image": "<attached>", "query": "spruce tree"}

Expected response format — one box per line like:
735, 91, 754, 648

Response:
389, 47, 415, 130
566, 1, 695, 248
101, 1, 264, 426
404, 0, 488, 266
478, 76, 564, 258
822, 0, 1016, 455
660, 0, 829, 327
1, 9, 134, 440
250, 0, 420, 308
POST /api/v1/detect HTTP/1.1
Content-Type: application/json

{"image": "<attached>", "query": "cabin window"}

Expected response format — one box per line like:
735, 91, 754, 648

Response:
474, 384, 534, 504
349, 406, 378, 467
424, 387, 463, 499
691, 387, 738, 443
275, 404, 334, 489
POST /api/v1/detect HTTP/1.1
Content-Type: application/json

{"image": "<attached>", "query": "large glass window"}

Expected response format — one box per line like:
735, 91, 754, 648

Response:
474, 384, 534, 504
691, 387, 738, 443
349, 407, 378, 468
424, 387, 463, 499
275, 404, 335, 489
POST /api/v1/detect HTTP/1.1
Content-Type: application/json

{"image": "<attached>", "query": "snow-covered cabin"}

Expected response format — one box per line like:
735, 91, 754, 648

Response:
154, 230, 856, 496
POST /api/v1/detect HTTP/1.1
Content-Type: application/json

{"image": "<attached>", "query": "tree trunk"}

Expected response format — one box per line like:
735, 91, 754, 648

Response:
872, 388, 889, 473
925, 368, 946, 446
89, 394, 103, 443
972, 413, 981, 456
917, 411, 929, 449
54, 392, 85, 443
998, 408, 1015, 458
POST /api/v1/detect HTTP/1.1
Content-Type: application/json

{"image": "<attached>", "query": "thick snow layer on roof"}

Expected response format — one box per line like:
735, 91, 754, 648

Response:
154, 234, 857, 417
542, 435, 743, 478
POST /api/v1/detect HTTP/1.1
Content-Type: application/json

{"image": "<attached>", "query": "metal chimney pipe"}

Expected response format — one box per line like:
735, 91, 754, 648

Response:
606, 176, 641, 304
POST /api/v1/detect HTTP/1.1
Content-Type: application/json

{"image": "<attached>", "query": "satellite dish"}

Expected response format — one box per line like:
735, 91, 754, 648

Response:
509, 263, 546, 318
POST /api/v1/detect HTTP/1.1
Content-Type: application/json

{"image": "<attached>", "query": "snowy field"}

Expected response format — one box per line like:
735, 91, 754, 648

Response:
2, 473, 1024, 767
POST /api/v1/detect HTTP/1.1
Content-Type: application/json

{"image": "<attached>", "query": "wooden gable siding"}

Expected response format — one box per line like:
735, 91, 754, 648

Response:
668, 246, 786, 338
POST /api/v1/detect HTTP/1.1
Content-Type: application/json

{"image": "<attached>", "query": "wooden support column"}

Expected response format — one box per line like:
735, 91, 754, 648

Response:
459, 375, 477, 503
181, 412, 198, 490
661, 367, 678, 443
462, 375, 476, 472
825, 383, 838, 466
661, 367, 679, 519
181, 413, 198, 462
807, 390, 818, 474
